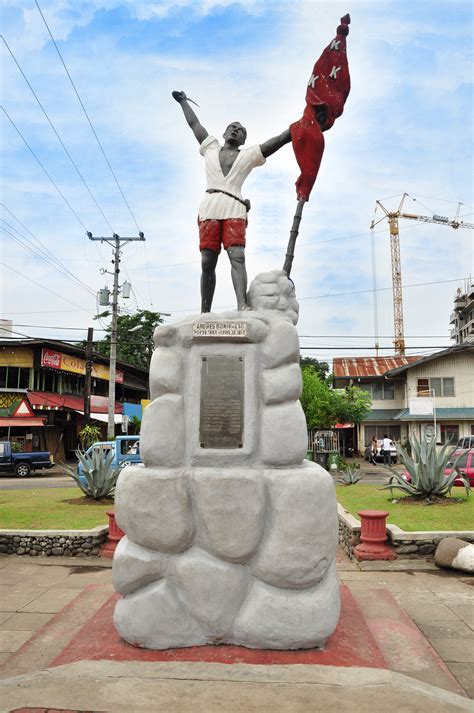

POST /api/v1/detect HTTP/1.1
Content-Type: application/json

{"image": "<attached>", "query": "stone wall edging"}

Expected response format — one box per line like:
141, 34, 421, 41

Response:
337, 503, 474, 559
0, 525, 109, 557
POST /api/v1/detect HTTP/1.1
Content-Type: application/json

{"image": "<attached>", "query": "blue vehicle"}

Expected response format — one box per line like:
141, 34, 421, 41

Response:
0, 441, 53, 478
77, 435, 141, 482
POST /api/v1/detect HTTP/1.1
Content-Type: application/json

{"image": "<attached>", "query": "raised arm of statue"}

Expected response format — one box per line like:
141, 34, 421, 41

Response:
260, 128, 292, 158
172, 90, 209, 145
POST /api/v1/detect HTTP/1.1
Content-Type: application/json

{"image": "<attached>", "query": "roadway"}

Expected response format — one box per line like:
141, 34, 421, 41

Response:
0, 466, 73, 490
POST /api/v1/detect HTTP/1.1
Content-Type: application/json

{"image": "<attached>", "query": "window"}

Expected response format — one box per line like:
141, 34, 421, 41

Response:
417, 377, 455, 397
359, 382, 394, 400
440, 424, 459, 444
446, 452, 469, 470
364, 426, 401, 444
0, 367, 30, 389
417, 378, 429, 396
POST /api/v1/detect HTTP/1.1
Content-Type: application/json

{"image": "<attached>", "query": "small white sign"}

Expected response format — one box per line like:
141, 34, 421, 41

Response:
121, 415, 130, 433
409, 397, 434, 416
193, 321, 248, 338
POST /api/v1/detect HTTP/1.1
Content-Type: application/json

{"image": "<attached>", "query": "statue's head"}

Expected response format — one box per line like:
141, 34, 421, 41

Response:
223, 122, 247, 147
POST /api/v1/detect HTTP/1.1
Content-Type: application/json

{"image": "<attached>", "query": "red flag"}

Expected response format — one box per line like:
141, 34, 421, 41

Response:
290, 14, 351, 201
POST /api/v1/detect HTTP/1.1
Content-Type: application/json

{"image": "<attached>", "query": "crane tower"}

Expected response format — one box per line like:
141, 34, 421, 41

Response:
370, 193, 474, 356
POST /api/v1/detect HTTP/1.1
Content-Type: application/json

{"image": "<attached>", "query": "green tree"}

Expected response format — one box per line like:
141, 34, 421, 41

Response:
299, 356, 331, 383
333, 386, 372, 425
301, 367, 338, 429
93, 310, 163, 369
300, 366, 372, 430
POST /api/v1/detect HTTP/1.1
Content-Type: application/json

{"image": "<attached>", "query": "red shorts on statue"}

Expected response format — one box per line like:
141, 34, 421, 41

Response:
198, 218, 246, 254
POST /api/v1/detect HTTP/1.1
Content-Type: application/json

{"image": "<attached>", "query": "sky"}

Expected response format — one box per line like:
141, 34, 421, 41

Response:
1, 0, 473, 366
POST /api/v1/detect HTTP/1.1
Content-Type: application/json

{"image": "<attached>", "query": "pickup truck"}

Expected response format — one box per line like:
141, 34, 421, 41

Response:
77, 435, 141, 481
0, 441, 54, 477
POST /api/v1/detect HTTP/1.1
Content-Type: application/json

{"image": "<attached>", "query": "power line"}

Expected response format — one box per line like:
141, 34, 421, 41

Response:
142, 214, 473, 273
1, 223, 92, 296
298, 276, 471, 302
1, 105, 88, 231
299, 346, 451, 350
299, 334, 449, 338
1, 204, 95, 296
0, 261, 93, 310
35, 0, 141, 233
1, 219, 96, 298
167, 275, 471, 313
1, 35, 114, 233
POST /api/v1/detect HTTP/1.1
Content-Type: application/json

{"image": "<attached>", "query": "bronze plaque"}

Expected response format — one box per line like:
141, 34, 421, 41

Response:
200, 355, 244, 449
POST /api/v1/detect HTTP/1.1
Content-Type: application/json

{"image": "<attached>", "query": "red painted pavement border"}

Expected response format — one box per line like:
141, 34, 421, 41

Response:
51, 585, 387, 668
356, 587, 465, 694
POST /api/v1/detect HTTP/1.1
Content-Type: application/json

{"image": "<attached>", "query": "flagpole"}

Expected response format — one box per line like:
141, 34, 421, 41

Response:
282, 198, 306, 276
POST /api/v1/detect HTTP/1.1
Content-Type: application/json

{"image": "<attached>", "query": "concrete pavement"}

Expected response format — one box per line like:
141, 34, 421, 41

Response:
0, 551, 472, 712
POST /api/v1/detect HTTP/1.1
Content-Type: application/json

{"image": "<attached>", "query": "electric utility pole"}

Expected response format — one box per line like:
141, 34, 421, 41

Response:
83, 327, 94, 423
87, 231, 145, 439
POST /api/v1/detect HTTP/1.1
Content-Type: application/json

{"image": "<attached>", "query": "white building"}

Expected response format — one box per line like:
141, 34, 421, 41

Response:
333, 345, 474, 453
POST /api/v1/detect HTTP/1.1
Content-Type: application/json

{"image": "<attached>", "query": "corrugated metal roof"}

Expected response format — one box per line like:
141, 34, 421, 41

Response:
333, 356, 421, 378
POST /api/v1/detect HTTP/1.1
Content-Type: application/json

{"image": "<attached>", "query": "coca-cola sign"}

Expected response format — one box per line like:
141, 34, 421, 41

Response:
40, 347, 123, 383
41, 349, 62, 369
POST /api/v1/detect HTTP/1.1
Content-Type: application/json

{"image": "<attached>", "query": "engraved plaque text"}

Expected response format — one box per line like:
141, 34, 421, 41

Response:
200, 355, 244, 449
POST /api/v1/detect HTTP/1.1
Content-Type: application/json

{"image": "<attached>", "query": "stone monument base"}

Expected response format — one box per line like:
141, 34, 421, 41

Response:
113, 460, 340, 650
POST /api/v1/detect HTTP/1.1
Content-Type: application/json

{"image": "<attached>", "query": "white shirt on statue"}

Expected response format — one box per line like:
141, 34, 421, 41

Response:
198, 136, 266, 221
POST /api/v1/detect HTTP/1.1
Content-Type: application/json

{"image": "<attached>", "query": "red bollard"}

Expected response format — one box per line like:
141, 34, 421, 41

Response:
101, 510, 125, 559
354, 509, 396, 561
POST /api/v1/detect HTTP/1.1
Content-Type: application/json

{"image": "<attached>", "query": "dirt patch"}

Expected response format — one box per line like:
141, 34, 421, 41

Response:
392, 495, 467, 506
62, 497, 114, 506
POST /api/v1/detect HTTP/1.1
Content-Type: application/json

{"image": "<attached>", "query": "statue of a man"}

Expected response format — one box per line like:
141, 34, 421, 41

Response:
173, 91, 291, 312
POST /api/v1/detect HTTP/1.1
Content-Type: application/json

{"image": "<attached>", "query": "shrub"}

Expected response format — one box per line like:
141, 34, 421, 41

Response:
62, 448, 120, 499
78, 424, 102, 450
336, 466, 363, 486
381, 434, 470, 500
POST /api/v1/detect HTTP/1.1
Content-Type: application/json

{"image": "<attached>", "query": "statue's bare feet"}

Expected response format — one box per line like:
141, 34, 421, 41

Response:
238, 303, 252, 312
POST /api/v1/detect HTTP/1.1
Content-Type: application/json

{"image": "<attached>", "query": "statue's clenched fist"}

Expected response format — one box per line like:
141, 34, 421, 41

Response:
172, 90, 187, 103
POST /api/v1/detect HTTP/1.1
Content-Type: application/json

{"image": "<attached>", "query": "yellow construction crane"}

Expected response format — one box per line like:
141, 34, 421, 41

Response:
370, 193, 474, 356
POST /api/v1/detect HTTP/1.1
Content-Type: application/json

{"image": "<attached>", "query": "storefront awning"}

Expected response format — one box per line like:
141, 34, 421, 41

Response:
0, 417, 45, 427
30, 392, 122, 413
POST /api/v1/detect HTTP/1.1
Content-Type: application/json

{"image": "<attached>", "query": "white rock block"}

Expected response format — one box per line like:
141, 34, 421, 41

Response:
173, 548, 249, 640
112, 536, 169, 595
114, 579, 206, 650
261, 320, 300, 368
115, 465, 195, 554
262, 363, 302, 405
149, 348, 183, 399
140, 393, 185, 467
232, 561, 340, 649
260, 401, 308, 465
153, 323, 178, 348
251, 463, 338, 588
277, 274, 294, 295
191, 468, 266, 562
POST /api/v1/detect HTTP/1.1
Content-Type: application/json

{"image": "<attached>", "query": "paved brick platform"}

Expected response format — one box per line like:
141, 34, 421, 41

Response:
51, 586, 385, 668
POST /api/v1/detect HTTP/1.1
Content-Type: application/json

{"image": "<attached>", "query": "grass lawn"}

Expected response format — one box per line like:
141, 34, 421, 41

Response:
336, 484, 473, 531
0, 488, 112, 530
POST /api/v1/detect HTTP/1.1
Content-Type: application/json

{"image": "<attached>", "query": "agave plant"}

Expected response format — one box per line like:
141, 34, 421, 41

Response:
381, 434, 470, 499
335, 466, 363, 486
62, 448, 121, 499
